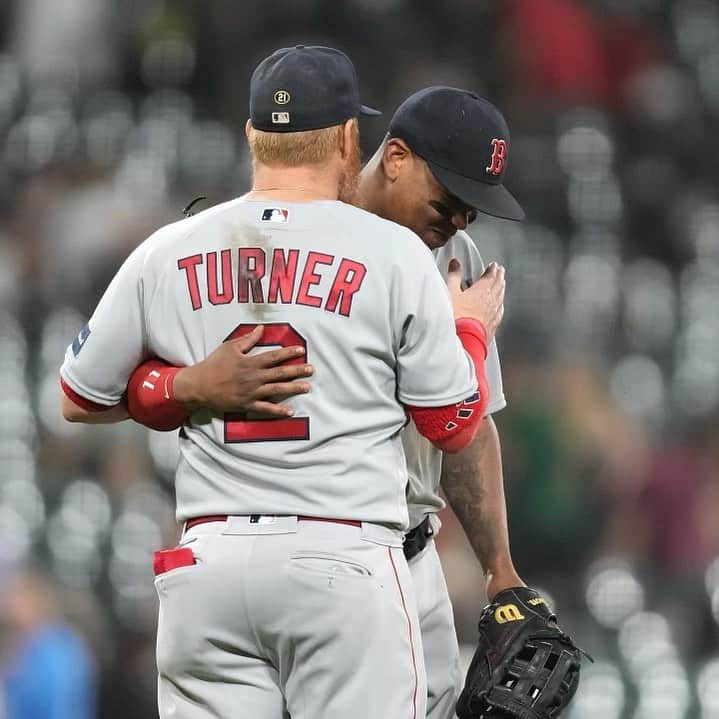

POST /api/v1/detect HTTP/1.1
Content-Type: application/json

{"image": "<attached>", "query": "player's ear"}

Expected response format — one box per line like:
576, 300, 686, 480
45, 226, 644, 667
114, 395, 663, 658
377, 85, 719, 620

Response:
245, 119, 253, 139
381, 137, 411, 182
339, 118, 358, 160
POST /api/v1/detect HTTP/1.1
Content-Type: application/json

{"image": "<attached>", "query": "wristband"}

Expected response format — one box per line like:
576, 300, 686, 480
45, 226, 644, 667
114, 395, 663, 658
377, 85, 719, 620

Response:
126, 360, 189, 431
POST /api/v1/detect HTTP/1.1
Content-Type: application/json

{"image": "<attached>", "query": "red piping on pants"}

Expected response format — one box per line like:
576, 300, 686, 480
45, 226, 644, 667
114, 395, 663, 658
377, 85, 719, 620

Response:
388, 547, 418, 719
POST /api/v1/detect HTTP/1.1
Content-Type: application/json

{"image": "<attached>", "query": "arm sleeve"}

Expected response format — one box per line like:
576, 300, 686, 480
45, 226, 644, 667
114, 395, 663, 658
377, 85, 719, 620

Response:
406, 318, 490, 452
484, 338, 506, 415
393, 243, 477, 407
59, 244, 151, 407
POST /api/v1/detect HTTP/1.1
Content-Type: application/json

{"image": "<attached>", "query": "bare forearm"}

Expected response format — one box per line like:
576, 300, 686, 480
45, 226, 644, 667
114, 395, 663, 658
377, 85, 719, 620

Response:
441, 416, 521, 591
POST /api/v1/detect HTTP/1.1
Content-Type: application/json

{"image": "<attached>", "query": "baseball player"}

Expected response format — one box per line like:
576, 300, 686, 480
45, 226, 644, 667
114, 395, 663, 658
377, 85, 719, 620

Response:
60, 47, 506, 719
120, 87, 529, 719
362, 88, 528, 718
359, 89, 586, 719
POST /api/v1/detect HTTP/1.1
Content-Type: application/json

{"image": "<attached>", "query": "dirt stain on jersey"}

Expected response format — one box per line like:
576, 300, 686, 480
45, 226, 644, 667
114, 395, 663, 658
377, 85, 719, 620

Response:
227, 221, 277, 321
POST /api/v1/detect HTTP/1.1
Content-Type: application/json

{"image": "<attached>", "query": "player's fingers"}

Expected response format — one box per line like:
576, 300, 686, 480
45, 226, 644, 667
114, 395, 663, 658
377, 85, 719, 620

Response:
481, 261, 497, 277
493, 267, 506, 299
256, 381, 311, 398
473, 266, 497, 290
246, 400, 296, 418
251, 345, 306, 367
259, 364, 313, 383
483, 264, 504, 292
231, 325, 265, 353
446, 258, 462, 293
484, 263, 503, 286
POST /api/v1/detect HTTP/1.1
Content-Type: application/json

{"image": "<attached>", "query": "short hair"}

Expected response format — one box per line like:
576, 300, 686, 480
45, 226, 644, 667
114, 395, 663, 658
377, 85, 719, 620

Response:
248, 121, 351, 167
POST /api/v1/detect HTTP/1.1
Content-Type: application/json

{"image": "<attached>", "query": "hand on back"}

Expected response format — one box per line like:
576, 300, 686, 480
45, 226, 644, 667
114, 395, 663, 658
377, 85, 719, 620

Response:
173, 325, 313, 416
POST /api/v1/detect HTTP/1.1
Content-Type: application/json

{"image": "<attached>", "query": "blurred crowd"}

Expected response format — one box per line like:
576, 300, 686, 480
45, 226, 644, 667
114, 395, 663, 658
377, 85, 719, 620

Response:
0, 1, 718, 718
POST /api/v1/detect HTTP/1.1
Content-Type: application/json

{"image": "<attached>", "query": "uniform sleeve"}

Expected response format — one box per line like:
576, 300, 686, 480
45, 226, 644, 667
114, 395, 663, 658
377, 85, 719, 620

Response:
393, 242, 476, 407
462, 233, 507, 415
483, 339, 506, 415
59, 244, 151, 407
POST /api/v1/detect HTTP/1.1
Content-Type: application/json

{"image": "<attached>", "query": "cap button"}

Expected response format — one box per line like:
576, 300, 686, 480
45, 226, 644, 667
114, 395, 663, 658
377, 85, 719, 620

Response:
295, 44, 305, 49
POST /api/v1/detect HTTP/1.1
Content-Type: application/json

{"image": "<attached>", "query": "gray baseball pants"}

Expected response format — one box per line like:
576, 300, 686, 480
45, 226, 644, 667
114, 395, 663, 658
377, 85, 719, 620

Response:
154, 516, 426, 719
408, 538, 462, 719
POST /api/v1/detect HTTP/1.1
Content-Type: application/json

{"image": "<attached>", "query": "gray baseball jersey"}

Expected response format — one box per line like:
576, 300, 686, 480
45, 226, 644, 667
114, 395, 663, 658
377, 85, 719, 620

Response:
403, 230, 506, 530
61, 198, 477, 529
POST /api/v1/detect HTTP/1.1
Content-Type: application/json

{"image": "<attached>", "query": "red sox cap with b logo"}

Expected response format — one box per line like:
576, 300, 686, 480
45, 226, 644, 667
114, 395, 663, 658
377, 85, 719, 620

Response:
389, 86, 525, 221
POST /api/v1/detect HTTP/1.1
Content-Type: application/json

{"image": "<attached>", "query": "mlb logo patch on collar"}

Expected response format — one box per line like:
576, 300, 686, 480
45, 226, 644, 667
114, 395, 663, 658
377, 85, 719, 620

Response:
261, 208, 289, 223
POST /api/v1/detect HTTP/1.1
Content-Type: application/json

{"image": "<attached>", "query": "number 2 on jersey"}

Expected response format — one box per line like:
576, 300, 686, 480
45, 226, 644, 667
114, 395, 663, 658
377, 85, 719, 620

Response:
223, 322, 310, 443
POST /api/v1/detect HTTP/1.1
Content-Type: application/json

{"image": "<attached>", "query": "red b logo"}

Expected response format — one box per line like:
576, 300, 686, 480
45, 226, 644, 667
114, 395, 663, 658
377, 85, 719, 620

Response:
486, 138, 507, 176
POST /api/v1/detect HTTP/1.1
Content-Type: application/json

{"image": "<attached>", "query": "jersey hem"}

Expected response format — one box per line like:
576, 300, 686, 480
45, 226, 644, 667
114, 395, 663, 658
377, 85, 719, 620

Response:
398, 379, 477, 409
59, 369, 123, 409
484, 396, 507, 416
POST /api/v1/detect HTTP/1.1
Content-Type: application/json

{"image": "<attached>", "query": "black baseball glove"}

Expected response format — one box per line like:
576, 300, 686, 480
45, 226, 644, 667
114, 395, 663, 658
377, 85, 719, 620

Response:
457, 587, 592, 719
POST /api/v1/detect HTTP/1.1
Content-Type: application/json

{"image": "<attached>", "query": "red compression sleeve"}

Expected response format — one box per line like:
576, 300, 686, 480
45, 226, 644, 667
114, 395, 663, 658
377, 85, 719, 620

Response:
125, 360, 189, 431
406, 318, 490, 453
455, 317, 489, 365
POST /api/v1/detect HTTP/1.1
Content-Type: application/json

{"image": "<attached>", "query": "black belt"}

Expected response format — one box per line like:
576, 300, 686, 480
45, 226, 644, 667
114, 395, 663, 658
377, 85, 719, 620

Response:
403, 516, 433, 561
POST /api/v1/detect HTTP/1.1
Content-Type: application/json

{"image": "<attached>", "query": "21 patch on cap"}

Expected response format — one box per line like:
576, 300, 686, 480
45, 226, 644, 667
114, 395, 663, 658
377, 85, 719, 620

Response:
261, 208, 289, 222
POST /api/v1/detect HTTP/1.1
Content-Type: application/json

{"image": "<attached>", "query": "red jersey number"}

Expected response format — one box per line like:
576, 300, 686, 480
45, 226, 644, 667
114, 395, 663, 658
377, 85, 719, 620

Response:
223, 322, 310, 442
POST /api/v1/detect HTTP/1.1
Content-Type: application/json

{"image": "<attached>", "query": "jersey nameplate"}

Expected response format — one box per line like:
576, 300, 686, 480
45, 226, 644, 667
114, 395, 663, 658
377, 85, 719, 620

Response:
177, 248, 367, 317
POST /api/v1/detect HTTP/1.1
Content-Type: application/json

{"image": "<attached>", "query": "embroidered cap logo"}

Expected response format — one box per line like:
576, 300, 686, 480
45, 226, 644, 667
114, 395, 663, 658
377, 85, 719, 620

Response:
274, 89, 291, 105
486, 138, 508, 176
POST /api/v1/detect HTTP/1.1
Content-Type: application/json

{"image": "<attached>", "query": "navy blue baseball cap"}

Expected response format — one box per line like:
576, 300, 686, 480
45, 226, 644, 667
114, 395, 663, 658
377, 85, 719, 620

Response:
389, 86, 524, 221
250, 45, 381, 133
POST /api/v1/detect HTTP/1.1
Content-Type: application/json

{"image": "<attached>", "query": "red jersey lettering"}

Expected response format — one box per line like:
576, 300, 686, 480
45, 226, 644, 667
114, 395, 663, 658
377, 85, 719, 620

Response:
238, 248, 266, 303
177, 254, 203, 310
207, 250, 234, 305
178, 248, 366, 314
268, 249, 300, 304
325, 259, 367, 317
297, 251, 333, 308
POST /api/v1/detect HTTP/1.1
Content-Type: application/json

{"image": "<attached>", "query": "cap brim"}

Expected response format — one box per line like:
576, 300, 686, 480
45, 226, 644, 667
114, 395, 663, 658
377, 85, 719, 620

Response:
360, 104, 382, 117
428, 162, 525, 221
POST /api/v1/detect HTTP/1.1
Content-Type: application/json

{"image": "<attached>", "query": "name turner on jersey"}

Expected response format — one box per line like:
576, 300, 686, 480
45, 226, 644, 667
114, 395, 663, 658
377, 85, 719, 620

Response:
177, 244, 367, 315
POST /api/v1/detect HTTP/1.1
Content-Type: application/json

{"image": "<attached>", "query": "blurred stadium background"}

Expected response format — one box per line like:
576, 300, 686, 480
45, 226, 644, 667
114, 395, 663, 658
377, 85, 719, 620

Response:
0, 1, 718, 717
